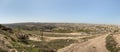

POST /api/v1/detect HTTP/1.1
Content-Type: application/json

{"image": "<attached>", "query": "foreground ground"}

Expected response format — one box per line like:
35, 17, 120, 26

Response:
57, 34, 109, 52
1, 23, 120, 52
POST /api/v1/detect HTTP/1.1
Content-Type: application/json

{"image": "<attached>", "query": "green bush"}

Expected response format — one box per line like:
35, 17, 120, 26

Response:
106, 34, 120, 52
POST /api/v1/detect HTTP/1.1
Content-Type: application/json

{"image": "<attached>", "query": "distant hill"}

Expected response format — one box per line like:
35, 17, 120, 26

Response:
4, 22, 120, 34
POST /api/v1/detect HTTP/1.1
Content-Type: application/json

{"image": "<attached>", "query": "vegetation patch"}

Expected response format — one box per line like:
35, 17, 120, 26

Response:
10, 39, 77, 52
47, 39, 78, 50
106, 34, 120, 52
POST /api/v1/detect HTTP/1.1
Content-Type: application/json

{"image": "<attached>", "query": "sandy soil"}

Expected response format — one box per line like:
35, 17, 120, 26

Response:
57, 34, 109, 52
29, 37, 41, 41
43, 32, 85, 35
29, 35, 97, 42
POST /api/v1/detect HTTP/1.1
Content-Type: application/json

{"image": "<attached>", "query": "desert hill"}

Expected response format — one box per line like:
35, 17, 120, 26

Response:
1, 23, 120, 52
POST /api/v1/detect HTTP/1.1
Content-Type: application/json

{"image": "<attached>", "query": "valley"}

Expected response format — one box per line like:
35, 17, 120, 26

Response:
0, 23, 120, 52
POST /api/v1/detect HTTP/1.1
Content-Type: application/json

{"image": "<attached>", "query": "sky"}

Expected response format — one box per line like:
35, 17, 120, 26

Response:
0, 0, 120, 24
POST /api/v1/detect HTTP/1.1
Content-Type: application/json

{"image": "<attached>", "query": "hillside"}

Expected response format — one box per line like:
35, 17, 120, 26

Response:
4, 23, 120, 34
1, 23, 120, 52
0, 24, 15, 52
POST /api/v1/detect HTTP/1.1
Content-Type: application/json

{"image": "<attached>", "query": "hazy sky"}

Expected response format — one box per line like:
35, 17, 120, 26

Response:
0, 0, 120, 24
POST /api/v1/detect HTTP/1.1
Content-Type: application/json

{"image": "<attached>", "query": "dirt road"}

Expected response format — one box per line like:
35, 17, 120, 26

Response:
57, 34, 109, 52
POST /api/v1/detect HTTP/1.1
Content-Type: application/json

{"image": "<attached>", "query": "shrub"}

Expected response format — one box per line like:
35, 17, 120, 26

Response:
106, 34, 120, 52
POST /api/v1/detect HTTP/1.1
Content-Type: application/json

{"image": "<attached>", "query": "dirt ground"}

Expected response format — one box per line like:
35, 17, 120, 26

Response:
57, 34, 109, 52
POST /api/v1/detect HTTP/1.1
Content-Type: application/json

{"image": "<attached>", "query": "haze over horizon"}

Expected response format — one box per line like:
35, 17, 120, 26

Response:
0, 0, 120, 24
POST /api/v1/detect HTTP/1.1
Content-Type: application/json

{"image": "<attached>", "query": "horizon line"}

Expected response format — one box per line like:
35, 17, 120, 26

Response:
1, 21, 120, 25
